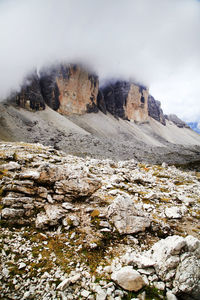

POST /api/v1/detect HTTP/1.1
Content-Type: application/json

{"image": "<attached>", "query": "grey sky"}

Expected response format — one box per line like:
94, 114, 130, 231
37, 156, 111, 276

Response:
0, 0, 200, 121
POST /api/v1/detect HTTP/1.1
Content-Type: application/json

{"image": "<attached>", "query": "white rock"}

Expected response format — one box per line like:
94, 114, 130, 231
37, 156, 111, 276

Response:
81, 290, 90, 298
154, 281, 165, 290
123, 253, 155, 268
2, 268, 9, 277
19, 169, 40, 180
107, 195, 151, 234
96, 286, 107, 300
1, 208, 24, 219
111, 266, 145, 292
62, 202, 74, 210
0, 161, 21, 171
166, 291, 178, 300
185, 235, 200, 253
35, 212, 49, 228
19, 262, 26, 269
44, 204, 65, 225
165, 207, 182, 219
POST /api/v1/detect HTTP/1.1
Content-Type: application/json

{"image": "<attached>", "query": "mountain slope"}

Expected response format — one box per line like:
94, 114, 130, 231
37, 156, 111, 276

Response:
1, 100, 200, 165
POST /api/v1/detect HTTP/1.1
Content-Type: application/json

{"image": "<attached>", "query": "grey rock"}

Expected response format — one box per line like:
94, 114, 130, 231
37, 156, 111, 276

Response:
167, 114, 189, 128
111, 266, 145, 292
1, 208, 24, 218
0, 162, 21, 171
107, 194, 151, 234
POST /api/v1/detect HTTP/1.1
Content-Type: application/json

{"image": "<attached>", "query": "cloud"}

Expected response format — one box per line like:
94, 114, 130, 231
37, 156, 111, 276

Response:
0, 0, 200, 121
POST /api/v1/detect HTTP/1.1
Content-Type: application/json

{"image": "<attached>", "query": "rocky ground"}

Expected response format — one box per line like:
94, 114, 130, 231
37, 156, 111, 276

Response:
1, 101, 200, 167
0, 142, 200, 299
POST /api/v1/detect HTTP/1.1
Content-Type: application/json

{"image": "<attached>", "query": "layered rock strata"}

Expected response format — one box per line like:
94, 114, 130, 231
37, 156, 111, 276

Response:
12, 63, 190, 128
0, 142, 200, 299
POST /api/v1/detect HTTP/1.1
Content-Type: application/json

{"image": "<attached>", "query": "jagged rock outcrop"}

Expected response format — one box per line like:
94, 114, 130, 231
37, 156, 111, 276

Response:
101, 81, 149, 122
167, 114, 190, 128
97, 89, 107, 114
11, 63, 191, 130
15, 71, 45, 111
40, 64, 99, 115
14, 64, 99, 115
148, 95, 166, 125
123, 235, 200, 299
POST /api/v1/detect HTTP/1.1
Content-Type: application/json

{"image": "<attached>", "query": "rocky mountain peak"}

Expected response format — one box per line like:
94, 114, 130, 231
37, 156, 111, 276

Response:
15, 70, 45, 111
100, 81, 149, 122
11, 62, 191, 131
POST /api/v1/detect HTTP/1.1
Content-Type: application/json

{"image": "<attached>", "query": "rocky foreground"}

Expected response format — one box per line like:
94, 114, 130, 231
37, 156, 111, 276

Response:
0, 142, 200, 300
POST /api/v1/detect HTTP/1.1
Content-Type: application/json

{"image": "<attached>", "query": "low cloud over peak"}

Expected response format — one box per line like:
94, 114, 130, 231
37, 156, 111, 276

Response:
0, 0, 200, 121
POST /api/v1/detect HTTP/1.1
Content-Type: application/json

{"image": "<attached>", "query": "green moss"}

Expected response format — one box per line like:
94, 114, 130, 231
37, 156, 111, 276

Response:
122, 286, 166, 300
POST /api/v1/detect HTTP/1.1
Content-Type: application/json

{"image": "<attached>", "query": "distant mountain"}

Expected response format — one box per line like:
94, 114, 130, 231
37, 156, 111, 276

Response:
1, 62, 200, 165
187, 122, 200, 134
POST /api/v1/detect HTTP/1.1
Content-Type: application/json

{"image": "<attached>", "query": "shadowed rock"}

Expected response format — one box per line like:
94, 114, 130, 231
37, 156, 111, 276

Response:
148, 95, 166, 125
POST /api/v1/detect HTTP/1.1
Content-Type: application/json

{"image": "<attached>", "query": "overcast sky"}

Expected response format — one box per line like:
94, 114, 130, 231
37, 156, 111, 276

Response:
0, 0, 200, 122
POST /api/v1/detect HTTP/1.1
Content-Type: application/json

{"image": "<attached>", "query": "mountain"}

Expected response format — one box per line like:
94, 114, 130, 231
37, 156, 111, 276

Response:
187, 122, 200, 134
1, 63, 200, 300
1, 62, 200, 165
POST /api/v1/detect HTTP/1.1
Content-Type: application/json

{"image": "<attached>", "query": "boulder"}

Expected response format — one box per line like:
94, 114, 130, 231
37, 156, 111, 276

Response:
107, 194, 151, 234
164, 207, 182, 219
130, 235, 200, 299
35, 204, 66, 228
111, 266, 145, 292
173, 256, 200, 299
37, 163, 101, 200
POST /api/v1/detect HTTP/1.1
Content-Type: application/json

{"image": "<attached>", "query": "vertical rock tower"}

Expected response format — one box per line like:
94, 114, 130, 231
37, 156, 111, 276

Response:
40, 64, 99, 115
101, 81, 149, 122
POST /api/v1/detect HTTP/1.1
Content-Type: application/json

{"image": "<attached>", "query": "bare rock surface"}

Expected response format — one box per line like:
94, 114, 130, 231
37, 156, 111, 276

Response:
123, 235, 200, 299
0, 142, 200, 299
107, 194, 151, 234
111, 266, 145, 291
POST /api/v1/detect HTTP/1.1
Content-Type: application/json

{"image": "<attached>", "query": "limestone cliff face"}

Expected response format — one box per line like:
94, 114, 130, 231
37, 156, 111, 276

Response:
148, 95, 166, 125
126, 84, 149, 122
13, 63, 187, 129
40, 64, 99, 115
15, 64, 99, 115
101, 81, 149, 122
15, 71, 45, 111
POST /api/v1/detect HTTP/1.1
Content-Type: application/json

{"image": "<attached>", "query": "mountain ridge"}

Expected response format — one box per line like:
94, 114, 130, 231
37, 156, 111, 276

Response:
1, 62, 200, 165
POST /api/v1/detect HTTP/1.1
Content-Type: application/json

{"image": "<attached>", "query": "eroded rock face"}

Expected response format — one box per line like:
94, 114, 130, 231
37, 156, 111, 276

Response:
101, 81, 149, 122
14, 64, 99, 115
15, 71, 45, 111
40, 64, 99, 115
148, 95, 166, 125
